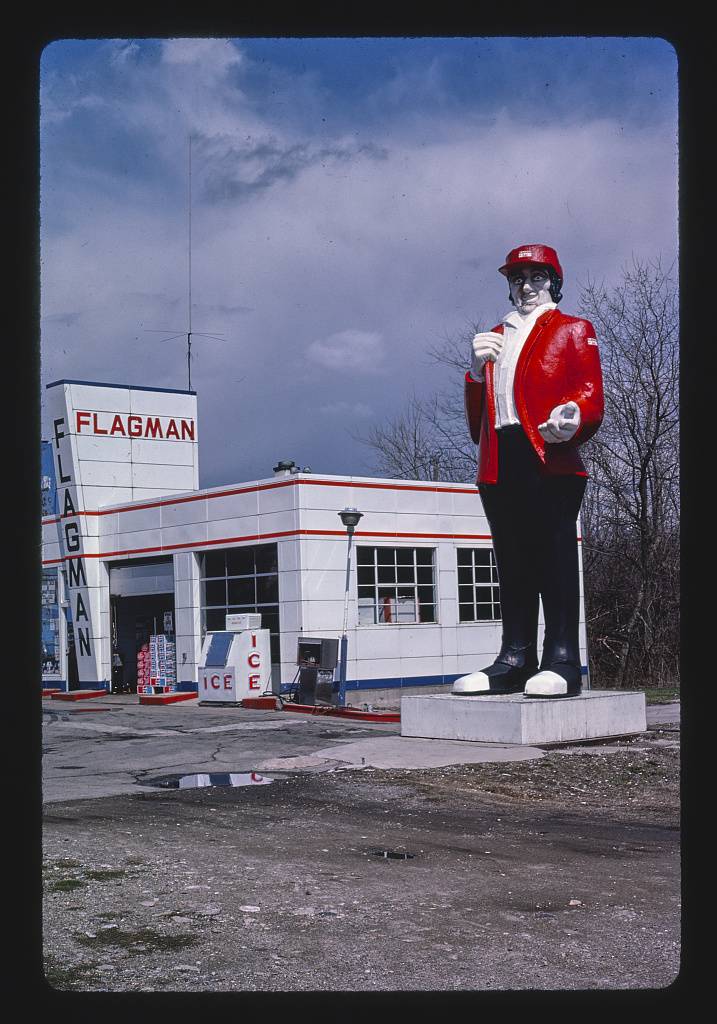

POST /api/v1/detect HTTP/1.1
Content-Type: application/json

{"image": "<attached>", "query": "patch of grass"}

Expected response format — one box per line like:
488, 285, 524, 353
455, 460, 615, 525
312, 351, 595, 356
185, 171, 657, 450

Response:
643, 687, 680, 704
84, 869, 127, 881
75, 927, 198, 954
49, 879, 85, 892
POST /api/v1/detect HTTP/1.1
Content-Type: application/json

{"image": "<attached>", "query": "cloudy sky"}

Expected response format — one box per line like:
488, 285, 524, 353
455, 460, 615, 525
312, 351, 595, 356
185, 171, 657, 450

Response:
40, 36, 678, 487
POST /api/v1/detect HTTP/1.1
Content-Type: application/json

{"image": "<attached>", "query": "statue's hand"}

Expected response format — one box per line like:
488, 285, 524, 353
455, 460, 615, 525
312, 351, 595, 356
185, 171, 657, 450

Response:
469, 331, 504, 381
538, 401, 581, 443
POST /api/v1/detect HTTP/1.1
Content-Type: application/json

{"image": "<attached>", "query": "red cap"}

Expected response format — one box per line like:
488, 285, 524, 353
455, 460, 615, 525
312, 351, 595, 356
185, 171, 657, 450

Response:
498, 244, 563, 280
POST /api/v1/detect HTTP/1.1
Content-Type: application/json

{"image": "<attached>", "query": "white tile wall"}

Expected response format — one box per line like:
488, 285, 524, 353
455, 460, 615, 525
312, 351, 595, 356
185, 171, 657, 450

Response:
397, 626, 443, 658
131, 462, 196, 491
111, 505, 162, 534
278, 601, 303, 634
349, 511, 400, 537
297, 480, 361, 512
300, 600, 345, 633
456, 623, 503, 657
79, 460, 133, 488
173, 581, 193, 611
131, 489, 190, 501
203, 489, 260, 521
400, 656, 444, 678
109, 528, 164, 556
300, 569, 347, 603
354, 627, 404, 660
278, 538, 301, 573
299, 536, 345, 571
69, 384, 132, 415
356, 656, 400, 682
175, 607, 197, 639
450, 489, 485, 520
160, 497, 208, 528
277, 570, 301, 604
128, 389, 197, 419
131, 438, 196, 466
161, 522, 210, 550
76, 435, 132, 463
394, 488, 440, 516
256, 480, 298, 515
257, 508, 300, 539
204, 516, 259, 545
83, 486, 136, 511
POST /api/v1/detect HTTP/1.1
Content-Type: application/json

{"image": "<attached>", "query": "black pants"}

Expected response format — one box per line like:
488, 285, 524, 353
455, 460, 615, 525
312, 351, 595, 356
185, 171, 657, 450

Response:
479, 425, 586, 671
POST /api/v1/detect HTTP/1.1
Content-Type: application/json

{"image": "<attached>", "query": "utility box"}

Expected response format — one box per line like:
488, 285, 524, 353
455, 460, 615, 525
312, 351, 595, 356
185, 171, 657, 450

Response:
296, 636, 340, 705
198, 627, 271, 705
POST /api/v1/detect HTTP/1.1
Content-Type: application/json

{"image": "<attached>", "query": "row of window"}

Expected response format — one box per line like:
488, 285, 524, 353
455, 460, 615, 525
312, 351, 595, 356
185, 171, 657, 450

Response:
199, 544, 501, 635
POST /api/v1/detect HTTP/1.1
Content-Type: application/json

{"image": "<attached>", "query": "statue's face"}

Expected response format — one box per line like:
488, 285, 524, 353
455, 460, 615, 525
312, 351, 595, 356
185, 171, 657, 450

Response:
507, 264, 553, 315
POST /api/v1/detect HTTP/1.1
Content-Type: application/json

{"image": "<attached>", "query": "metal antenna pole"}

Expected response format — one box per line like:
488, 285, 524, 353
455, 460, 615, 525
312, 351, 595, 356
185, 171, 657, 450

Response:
187, 134, 193, 392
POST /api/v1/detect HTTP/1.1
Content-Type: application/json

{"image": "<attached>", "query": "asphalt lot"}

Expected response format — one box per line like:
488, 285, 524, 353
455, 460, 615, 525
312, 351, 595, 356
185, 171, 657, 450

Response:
41, 695, 681, 993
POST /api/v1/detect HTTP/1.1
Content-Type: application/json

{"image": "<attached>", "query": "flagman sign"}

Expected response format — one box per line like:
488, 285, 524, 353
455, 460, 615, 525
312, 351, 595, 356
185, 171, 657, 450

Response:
45, 380, 198, 686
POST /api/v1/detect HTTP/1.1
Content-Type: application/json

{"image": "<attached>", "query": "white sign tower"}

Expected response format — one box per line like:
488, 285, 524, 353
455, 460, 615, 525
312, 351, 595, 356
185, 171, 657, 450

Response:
45, 380, 199, 688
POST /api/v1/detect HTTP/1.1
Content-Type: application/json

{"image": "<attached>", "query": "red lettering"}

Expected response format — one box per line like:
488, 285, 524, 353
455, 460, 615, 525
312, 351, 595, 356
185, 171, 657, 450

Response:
76, 411, 91, 432
224, 674, 233, 690
128, 415, 143, 437
210, 674, 220, 689
144, 416, 163, 438
166, 419, 180, 439
248, 653, 261, 668
109, 415, 126, 436
251, 633, 257, 647
181, 419, 195, 441
248, 674, 261, 690
92, 413, 108, 435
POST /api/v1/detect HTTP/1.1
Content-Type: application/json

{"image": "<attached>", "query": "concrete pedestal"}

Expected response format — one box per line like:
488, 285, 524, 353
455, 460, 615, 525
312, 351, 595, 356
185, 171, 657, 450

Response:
400, 689, 647, 746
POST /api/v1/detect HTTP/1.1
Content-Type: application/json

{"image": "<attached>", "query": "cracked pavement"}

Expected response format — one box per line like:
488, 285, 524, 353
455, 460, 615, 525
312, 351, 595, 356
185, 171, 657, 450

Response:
41, 695, 681, 992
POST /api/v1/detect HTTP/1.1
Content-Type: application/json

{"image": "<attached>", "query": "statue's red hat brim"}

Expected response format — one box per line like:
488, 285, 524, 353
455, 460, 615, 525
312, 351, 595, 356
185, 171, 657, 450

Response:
499, 244, 563, 280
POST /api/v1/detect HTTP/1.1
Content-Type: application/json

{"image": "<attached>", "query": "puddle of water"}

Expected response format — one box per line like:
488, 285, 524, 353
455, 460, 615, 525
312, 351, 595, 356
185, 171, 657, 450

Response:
146, 772, 273, 790
368, 848, 415, 860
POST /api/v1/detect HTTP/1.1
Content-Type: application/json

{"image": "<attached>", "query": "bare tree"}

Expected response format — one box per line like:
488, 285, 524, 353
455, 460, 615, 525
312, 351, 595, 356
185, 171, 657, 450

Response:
578, 257, 679, 688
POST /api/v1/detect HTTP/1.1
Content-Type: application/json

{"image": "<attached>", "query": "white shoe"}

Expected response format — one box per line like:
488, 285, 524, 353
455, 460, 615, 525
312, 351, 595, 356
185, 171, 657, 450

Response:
452, 671, 491, 695
523, 669, 568, 697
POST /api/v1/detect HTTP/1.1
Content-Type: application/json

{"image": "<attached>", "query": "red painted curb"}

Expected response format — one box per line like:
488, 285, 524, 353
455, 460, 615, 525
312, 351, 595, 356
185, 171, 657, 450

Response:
42, 688, 62, 696
282, 703, 400, 723
51, 689, 108, 701
241, 697, 280, 710
138, 692, 198, 705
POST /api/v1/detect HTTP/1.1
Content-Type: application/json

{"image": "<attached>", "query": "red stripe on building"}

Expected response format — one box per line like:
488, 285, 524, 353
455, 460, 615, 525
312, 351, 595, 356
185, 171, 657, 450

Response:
41, 475, 479, 524
41, 527, 502, 565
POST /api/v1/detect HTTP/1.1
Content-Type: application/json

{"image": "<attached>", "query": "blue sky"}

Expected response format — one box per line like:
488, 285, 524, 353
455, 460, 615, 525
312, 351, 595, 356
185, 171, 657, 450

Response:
40, 36, 678, 487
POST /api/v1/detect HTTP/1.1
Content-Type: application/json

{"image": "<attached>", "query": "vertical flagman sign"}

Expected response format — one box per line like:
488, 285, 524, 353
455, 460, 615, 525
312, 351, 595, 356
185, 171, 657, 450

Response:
45, 380, 199, 686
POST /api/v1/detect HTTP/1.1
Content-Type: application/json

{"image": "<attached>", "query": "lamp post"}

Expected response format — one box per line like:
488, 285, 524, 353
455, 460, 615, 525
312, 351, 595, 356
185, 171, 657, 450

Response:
337, 507, 363, 706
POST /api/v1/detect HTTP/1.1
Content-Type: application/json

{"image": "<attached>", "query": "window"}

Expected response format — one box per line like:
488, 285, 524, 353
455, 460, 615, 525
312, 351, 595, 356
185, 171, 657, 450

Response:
41, 569, 61, 676
200, 544, 280, 664
356, 546, 436, 624
457, 547, 501, 621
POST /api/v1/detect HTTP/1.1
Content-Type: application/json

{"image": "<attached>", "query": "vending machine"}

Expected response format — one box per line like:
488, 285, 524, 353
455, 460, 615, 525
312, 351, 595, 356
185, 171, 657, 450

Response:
197, 613, 271, 706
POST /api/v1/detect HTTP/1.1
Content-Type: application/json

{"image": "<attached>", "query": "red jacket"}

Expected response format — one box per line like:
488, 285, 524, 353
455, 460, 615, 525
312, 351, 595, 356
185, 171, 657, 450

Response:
465, 308, 604, 484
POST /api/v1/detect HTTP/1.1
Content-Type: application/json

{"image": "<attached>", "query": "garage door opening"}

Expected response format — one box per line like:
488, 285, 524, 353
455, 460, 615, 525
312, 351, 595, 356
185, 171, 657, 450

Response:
109, 559, 175, 693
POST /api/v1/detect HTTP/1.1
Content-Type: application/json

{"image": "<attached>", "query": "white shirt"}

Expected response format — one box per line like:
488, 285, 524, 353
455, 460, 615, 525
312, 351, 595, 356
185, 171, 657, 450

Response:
494, 302, 557, 429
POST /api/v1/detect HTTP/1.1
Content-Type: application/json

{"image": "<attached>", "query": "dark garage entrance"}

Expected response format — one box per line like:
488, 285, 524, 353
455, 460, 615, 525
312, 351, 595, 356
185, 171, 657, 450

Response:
109, 559, 175, 692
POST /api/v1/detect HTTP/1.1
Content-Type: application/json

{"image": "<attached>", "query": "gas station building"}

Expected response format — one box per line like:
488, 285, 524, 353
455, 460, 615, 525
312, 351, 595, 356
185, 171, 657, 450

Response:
41, 380, 589, 702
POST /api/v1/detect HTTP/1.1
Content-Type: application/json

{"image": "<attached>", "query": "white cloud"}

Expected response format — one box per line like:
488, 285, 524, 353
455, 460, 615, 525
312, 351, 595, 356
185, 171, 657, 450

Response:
306, 330, 386, 373
161, 38, 243, 71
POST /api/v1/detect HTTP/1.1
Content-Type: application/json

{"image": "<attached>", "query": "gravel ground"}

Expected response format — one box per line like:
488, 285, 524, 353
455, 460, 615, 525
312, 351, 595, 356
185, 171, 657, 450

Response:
41, 724, 680, 993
